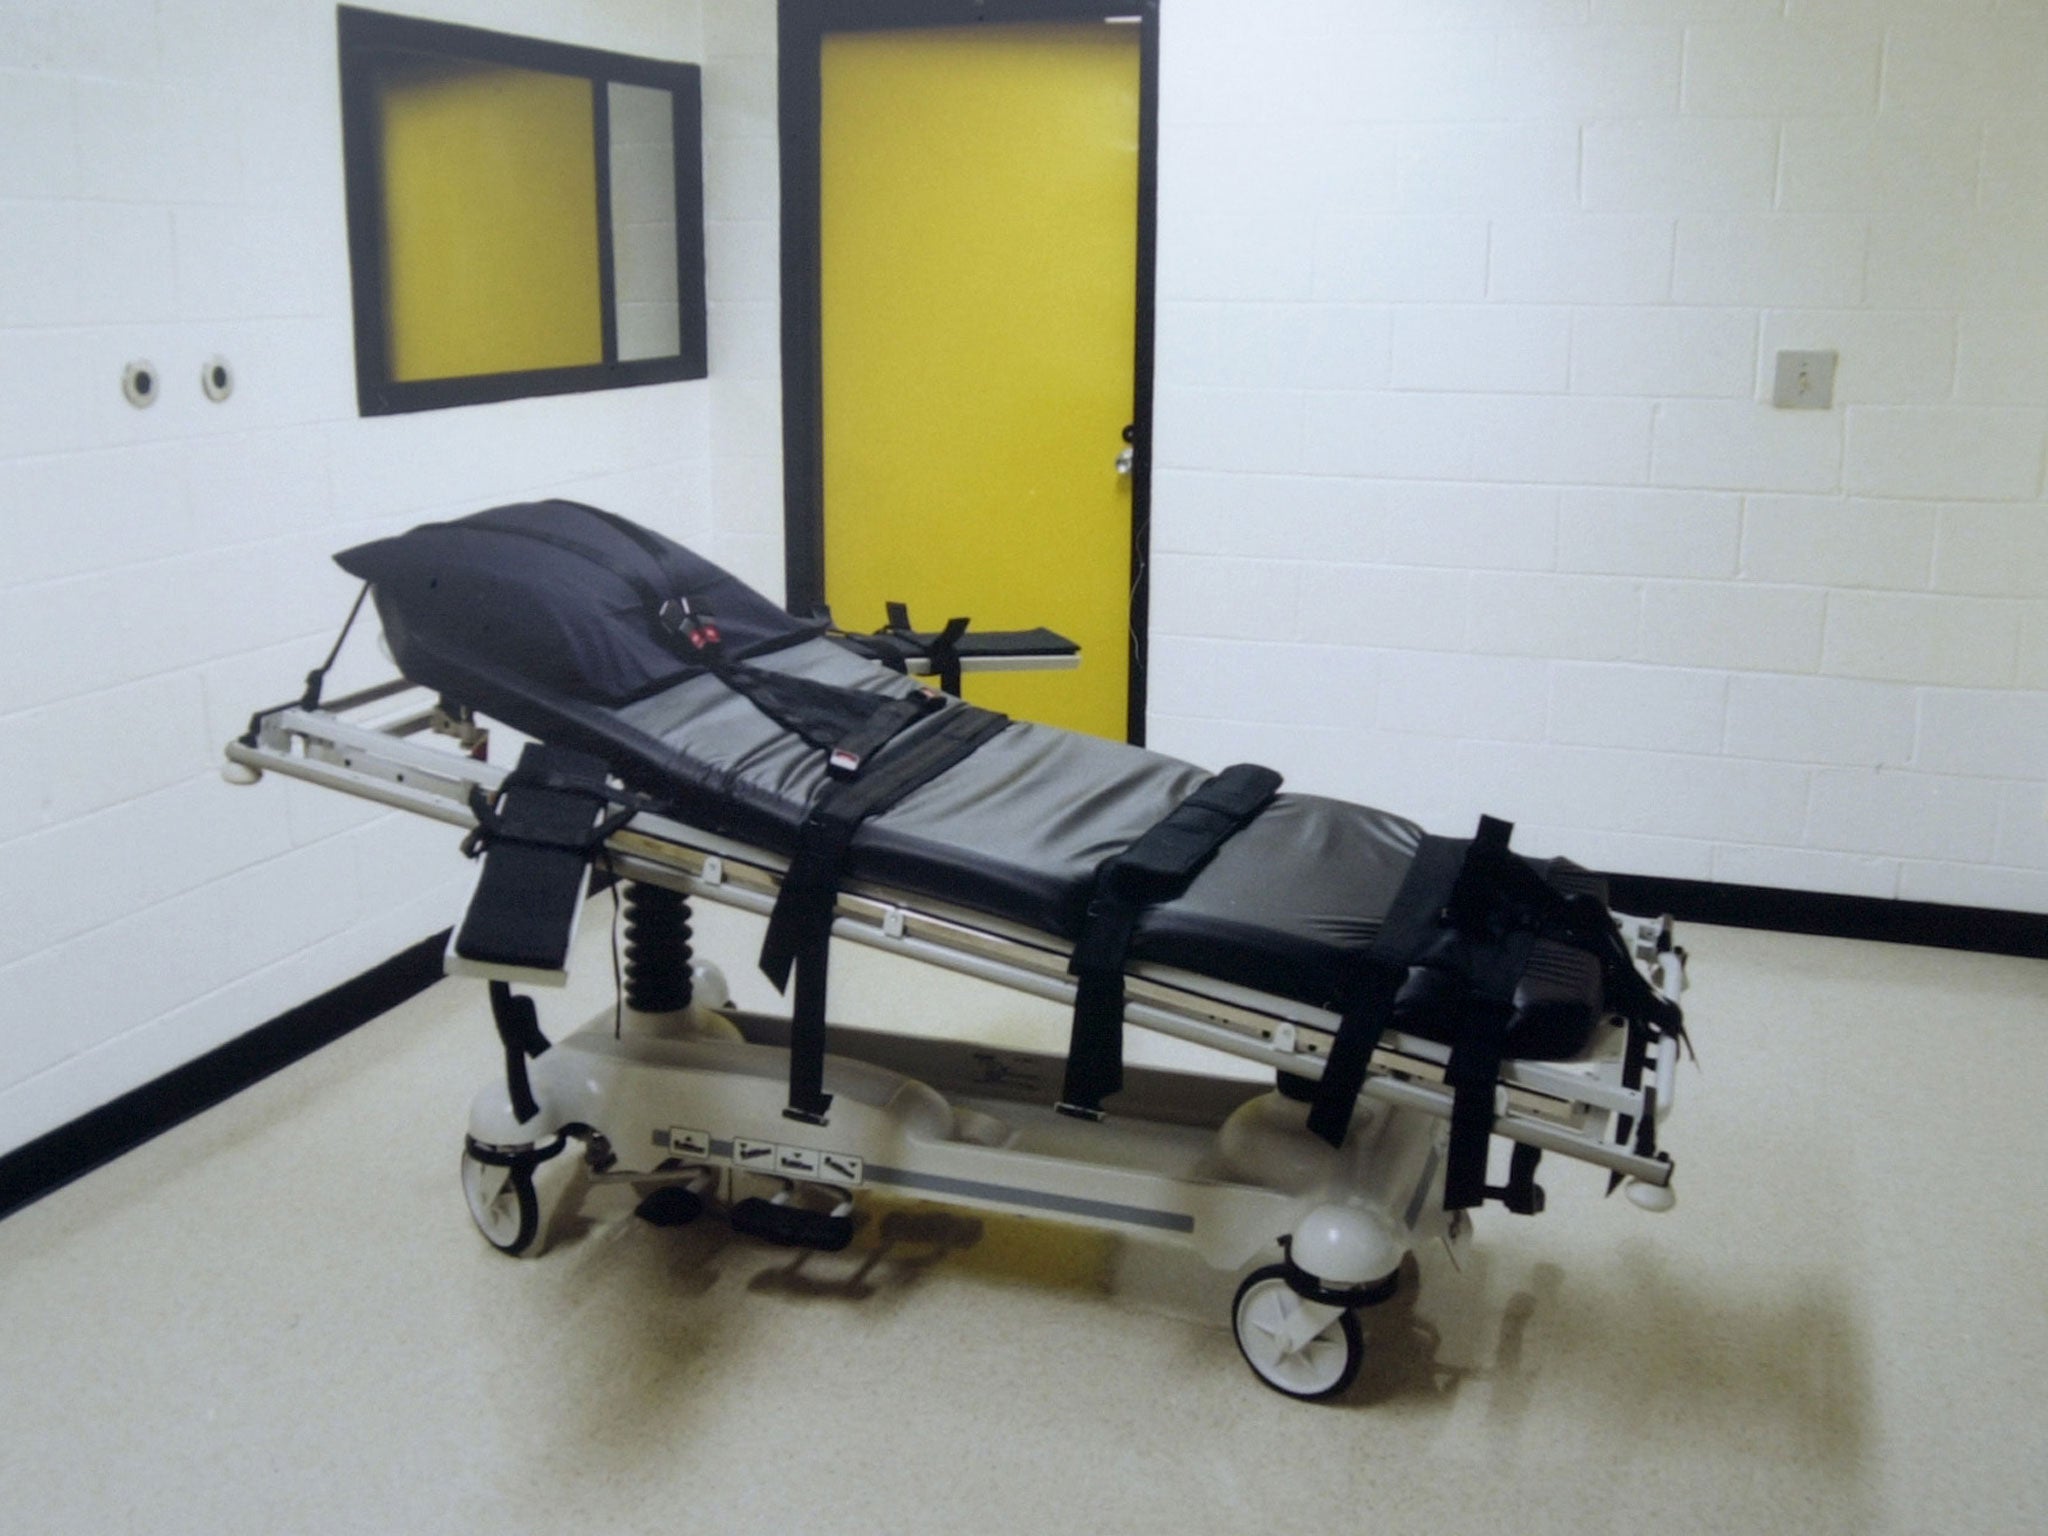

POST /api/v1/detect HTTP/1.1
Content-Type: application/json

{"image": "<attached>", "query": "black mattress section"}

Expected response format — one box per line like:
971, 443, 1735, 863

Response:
335, 504, 1595, 1033
337, 500, 822, 707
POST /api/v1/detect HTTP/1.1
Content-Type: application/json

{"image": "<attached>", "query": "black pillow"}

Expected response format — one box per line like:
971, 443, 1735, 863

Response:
335, 501, 816, 706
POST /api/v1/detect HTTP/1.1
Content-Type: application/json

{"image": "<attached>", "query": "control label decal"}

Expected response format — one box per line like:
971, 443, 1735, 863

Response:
726, 1137, 864, 1187
775, 1145, 821, 1177
668, 1127, 712, 1159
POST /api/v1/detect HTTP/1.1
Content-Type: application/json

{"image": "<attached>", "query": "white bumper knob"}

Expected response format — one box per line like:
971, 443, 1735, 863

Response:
1625, 1178, 1676, 1213
1288, 1203, 1402, 1290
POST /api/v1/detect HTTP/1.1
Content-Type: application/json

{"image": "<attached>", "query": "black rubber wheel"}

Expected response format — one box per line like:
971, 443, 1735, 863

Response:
1231, 1263, 1364, 1401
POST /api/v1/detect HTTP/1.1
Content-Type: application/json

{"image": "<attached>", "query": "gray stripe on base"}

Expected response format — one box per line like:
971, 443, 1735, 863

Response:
863, 1164, 1195, 1234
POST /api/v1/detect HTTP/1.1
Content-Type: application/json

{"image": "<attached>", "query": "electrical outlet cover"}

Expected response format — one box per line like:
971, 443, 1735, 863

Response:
1772, 349, 1837, 409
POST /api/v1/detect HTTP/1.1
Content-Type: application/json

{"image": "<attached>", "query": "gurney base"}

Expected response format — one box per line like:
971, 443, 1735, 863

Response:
467, 1007, 1453, 1288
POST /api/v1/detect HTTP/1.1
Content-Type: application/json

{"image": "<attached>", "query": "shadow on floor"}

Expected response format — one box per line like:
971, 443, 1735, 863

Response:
1343, 1254, 1464, 1408
745, 1206, 991, 1301
1371, 1238, 1876, 1498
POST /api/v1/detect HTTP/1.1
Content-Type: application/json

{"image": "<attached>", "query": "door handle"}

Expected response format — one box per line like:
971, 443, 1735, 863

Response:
1116, 423, 1135, 477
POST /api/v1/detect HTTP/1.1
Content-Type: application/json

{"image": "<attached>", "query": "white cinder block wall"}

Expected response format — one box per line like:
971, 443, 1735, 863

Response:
0, 0, 731, 1157
703, 0, 786, 599
8, 0, 2047, 1155
1144, 0, 2048, 914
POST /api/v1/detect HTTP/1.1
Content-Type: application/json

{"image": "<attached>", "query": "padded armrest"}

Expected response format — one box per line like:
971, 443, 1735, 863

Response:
449, 744, 613, 983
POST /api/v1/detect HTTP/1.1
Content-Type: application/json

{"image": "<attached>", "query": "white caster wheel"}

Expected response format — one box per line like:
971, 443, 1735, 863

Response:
460, 1139, 560, 1256
1232, 1264, 1364, 1401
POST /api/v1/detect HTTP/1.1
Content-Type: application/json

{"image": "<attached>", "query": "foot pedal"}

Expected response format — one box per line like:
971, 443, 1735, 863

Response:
634, 1186, 704, 1227
729, 1196, 853, 1252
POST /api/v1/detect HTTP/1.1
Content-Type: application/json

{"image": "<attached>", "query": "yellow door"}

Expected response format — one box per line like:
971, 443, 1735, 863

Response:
819, 21, 1141, 740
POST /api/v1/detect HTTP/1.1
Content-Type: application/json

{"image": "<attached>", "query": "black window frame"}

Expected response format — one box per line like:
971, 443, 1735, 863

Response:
337, 5, 707, 417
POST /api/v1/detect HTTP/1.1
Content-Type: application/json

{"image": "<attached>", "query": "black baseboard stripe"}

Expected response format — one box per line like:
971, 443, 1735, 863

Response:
1604, 875, 2048, 960
0, 929, 450, 1225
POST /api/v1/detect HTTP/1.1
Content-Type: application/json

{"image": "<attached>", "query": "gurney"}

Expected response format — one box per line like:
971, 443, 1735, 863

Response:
225, 500, 1689, 1400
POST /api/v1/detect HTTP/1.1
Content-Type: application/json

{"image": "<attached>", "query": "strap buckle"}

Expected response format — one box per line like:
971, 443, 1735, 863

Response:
827, 747, 863, 779
658, 596, 721, 650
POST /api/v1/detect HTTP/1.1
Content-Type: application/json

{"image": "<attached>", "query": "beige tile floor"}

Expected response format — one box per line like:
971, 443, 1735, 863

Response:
2, 902, 2044, 1536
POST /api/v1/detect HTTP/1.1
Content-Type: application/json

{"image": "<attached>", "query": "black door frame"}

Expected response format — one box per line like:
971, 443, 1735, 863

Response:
776, 0, 1161, 745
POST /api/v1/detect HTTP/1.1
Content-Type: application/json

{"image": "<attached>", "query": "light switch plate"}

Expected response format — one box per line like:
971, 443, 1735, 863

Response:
1773, 349, 1837, 409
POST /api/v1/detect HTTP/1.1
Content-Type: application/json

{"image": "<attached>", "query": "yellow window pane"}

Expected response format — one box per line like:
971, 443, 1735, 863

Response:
374, 58, 604, 382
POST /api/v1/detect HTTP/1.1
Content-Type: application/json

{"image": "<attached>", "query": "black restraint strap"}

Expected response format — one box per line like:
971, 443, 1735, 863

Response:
456, 744, 626, 972
650, 591, 946, 780
298, 583, 370, 710
1440, 996, 1516, 1209
1057, 764, 1283, 1118
1305, 834, 1470, 1150
1491, 1142, 1546, 1215
697, 649, 945, 778
455, 745, 639, 1127
1437, 818, 1548, 1209
1311, 815, 1688, 1213
924, 618, 969, 697
488, 981, 552, 1125
1307, 817, 1547, 1213
758, 705, 1011, 1123
825, 693, 938, 775
883, 603, 971, 695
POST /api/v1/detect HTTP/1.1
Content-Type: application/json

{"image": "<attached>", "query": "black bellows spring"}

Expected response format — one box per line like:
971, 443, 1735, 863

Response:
622, 882, 694, 1013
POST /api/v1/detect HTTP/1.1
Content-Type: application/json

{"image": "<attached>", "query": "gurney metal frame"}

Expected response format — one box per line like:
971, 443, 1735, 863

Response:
227, 682, 1685, 1400
227, 686, 1684, 1191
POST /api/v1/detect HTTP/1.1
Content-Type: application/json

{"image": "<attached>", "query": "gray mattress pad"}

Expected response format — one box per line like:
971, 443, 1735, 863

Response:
618, 638, 1425, 1011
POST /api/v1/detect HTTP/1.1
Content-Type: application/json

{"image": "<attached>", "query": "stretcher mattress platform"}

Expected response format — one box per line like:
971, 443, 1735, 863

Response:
226, 679, 1681, 1192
